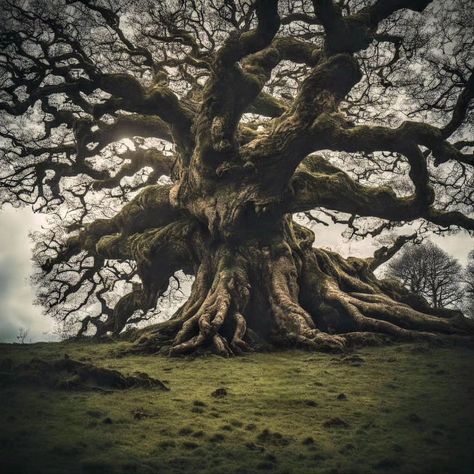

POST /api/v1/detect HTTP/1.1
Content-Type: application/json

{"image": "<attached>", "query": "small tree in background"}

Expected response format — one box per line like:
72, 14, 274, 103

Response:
464, 251, 474, 318
16, 327, 30, 344
387, 242, 463, 310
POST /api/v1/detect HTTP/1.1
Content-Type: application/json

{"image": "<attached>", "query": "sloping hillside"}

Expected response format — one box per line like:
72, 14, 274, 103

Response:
0, 341, 473, 474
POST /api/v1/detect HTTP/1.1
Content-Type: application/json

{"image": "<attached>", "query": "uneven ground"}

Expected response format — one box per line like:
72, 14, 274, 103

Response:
0, 341, 473, 474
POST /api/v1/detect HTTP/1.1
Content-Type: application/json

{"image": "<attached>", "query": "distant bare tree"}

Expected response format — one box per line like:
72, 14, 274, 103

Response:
16, 327, 30, 344
388, 242, 463, 309
463, 251, 474, 318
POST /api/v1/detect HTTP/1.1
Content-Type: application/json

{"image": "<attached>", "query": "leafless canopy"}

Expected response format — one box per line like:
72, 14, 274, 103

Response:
387, 241, 463, 309
1, 0, 473, 352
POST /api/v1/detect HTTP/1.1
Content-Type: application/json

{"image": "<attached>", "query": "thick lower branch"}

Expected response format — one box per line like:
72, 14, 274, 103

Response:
284, 154, 474, 231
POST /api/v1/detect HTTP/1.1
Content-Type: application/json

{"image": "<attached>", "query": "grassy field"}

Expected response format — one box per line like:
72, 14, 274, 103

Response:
0, 341, 473, 474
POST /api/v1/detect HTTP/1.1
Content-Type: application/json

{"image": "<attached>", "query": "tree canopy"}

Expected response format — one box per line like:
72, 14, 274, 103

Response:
1, 0, 473, 353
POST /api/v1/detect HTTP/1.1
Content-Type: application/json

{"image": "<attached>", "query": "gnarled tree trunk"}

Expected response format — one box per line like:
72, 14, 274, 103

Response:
11, 0, 472, 354
128, 213, 473, 356
81, 150, 472, 356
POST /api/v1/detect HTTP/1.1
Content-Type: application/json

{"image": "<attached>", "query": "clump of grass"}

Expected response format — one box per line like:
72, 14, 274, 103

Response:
256, 429, 291, 446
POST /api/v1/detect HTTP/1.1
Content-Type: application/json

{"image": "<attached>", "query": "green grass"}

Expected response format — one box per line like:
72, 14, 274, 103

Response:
0, 341, 473, 474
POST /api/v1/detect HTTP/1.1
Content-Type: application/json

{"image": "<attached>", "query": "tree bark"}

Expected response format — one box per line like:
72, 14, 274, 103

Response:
12, 0, 472, 353
122, 200, 473, 356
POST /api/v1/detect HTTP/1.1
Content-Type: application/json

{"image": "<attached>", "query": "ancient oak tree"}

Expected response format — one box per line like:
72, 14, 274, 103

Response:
1, 0, 473, 355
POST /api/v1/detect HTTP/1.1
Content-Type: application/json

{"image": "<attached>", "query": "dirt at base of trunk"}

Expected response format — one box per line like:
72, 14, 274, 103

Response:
0, 356, 169, 392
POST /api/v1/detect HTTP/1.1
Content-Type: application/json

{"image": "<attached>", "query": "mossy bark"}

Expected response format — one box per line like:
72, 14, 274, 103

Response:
120, 190, 473, 356
54, 3, 473, 354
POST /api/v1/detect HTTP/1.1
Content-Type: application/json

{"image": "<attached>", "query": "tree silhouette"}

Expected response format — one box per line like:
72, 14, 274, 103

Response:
464, 250, 474, 318
1, 0, 473, 355
387, 241, 463, 309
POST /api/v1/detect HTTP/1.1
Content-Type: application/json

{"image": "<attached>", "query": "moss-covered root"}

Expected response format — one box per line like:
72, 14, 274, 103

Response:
127, 227, 474, 358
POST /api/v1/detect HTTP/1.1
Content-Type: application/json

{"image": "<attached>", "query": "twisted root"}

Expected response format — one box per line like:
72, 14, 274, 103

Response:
130, 243, 473, 356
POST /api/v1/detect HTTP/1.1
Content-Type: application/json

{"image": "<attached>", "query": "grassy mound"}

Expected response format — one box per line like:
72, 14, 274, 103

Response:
0, 341, 473, 474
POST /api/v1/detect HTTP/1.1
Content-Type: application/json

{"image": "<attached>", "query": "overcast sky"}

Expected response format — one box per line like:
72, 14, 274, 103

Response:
0, 205, 472, 343
0, 206, 55, 343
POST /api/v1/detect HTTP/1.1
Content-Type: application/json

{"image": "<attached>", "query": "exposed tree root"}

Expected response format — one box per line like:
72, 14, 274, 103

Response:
304, 248, 474, 347
124, 219, 473, 357
266, 243, 346, 352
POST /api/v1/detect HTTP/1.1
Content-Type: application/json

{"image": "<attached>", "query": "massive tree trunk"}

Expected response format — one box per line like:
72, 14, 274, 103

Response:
128, 219, 473, 356
7, 0, 473, 354
81, 154, 471, 356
